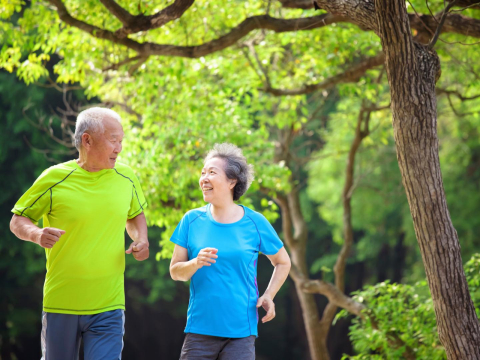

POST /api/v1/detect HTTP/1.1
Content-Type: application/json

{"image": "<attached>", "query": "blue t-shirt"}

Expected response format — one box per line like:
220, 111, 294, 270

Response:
170, 204, 284, 338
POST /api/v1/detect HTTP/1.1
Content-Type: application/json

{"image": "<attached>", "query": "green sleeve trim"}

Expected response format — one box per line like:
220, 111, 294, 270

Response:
128, 201, 148, 219
11, 208, 39, 224
17, 168, 76, 221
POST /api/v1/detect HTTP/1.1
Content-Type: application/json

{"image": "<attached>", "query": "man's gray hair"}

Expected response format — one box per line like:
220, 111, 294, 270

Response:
204, 143, 254, 201
74, 107, 122, 150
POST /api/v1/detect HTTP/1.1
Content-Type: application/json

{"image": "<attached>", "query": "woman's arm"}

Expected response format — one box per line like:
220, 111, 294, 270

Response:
257, 246, 291, 323
170, 245, 218, 281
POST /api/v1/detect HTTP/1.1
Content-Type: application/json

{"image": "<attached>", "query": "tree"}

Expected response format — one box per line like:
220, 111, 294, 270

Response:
2, 0, 480, 358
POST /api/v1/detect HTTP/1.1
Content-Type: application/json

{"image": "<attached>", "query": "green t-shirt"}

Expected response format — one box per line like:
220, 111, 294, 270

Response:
11, 160, 147, 315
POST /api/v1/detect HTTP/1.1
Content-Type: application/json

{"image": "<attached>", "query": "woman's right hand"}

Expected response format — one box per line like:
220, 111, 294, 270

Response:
195, 247, 218, 269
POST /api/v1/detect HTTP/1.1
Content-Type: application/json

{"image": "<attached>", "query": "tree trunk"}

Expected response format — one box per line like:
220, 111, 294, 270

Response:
375, 1, 480, 358
275, 178, 331, 360
285, 189, 331, 360
293, 280, 330, 360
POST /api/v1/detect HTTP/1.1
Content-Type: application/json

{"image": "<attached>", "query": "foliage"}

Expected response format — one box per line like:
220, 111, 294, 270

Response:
2, 0, 480, 358
338, 253, 480, 359
337, 280, 445, 359
464, 254, 480, 318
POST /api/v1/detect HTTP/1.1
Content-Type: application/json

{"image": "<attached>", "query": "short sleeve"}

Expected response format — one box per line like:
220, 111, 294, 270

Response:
11, 170, 52, 225
128, 172, 147, 219
257, 215, 284, 255
170, 213, 190, 248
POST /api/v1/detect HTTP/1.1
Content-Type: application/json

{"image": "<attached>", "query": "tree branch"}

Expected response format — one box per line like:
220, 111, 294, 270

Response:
47, 0, 349, 57
99, 0, 134, 27
447, 0, 480, 10
114, 0, 195, 38
428, 0, 458, 49
264, 53, 385, 96
103, 55, 144, 71
302, 279, 365, 317
436, 88, 480, 101
46, 0, 480, 62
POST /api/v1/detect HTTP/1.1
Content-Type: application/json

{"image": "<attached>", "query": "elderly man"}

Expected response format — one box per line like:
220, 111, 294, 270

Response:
10, 107, 148, 360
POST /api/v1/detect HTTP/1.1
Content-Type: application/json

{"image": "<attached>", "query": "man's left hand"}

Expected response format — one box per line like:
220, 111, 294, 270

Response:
126, 241, 149, 261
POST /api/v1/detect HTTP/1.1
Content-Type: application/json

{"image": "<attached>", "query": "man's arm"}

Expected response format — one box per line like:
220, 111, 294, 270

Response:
125, 212, 149, 261
10, 214, 65, 248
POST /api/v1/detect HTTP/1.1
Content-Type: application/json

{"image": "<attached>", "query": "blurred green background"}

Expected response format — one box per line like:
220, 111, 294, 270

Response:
1, 1, 480, 359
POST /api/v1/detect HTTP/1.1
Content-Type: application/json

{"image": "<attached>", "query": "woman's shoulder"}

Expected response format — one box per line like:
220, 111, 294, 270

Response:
242, 206, 268, 223
183, 206, 208, 222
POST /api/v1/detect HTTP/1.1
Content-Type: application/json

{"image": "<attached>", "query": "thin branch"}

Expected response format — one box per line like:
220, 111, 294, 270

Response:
239, 46, 265, 82
103, 55, 143, 71
447, 0, 480, 10
115, 0, 195, 38
436, 88, 480, 101
425, 1, 440, 23
98, 0, 133, 27
302, 279, 365, 317
264, 53, 385, 96
429, 0, 458, 49
128, 56, 149, 75
445, 93, 479, 116
246, 42, 272, 88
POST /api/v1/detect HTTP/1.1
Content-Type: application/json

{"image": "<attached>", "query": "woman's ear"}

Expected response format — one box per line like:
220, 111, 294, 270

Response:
229, 179, 237, 190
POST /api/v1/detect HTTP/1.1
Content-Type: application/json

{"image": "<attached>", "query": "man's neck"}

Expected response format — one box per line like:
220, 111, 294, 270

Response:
76, 155, 104, 173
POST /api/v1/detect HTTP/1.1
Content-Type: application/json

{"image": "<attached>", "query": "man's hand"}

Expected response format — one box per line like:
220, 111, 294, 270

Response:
34, 227, 66, 249
126, 241, 149, 261
195, 248, 218, 269
256, 294, 276, 323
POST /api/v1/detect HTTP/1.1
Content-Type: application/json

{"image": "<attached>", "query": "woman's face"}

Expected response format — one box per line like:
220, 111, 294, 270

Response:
199, 157, 236, 203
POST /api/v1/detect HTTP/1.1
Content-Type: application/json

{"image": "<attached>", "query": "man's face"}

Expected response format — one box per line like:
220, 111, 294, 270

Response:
86, 117, 124, 169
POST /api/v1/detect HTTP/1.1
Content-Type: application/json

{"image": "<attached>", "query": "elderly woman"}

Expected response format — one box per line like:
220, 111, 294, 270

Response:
170, 143, 291, 360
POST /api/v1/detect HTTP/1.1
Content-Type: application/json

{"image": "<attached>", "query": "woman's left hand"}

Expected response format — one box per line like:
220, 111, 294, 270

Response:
256, 295, 276, 323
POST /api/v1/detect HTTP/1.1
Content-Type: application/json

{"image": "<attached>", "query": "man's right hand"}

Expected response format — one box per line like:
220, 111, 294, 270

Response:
195, 248, 218, 269
34, 228, 66, 248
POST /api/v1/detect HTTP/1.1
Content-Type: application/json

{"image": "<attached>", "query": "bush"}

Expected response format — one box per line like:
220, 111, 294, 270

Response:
338, 253, 480, 359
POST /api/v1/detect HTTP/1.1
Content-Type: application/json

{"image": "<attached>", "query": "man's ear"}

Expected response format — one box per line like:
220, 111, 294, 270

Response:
82, 132, 93, 149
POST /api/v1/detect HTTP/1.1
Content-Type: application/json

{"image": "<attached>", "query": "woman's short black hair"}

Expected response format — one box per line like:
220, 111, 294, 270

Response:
204, 143, 254, 201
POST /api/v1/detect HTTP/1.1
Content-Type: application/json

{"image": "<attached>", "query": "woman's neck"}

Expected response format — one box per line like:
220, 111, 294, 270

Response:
210, 201, 244, 224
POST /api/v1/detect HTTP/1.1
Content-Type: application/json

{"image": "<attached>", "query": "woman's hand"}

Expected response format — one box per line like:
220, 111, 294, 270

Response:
195, 247, 218, 269
256, 294, 276, 323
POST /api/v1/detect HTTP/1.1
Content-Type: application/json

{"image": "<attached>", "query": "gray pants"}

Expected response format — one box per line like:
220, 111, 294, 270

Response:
41, 310, 125, 360
180, 333, 255, 360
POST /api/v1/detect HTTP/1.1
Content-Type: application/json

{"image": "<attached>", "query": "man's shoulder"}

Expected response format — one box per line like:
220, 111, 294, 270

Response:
113, 162, 137, 178
37, 160, 77, 182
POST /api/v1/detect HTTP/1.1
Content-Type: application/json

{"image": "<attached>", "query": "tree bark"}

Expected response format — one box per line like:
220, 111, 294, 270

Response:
375, 0, 480, 358
276, 187, 330, 360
